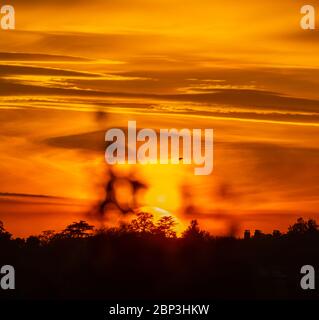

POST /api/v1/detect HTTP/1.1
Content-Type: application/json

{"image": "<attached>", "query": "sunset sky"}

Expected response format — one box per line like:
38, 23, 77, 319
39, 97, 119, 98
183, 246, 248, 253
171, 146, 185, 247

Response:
1, 0, 319, 236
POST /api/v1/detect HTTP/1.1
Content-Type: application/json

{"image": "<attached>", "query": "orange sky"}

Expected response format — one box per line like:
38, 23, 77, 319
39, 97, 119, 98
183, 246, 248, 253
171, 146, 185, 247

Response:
1, 0, 319, 237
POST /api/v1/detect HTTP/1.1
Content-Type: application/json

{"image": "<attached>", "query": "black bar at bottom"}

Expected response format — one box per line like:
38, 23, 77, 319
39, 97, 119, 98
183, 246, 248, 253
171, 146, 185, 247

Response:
0, 300, 317, 319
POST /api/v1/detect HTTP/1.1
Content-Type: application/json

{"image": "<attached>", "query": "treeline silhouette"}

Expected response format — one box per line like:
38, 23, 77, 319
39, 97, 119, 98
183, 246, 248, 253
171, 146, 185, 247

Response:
0, 214, 318, 300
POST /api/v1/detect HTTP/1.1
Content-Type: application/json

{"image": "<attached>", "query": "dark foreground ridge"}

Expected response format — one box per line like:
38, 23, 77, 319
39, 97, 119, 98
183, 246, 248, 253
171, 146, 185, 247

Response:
0, 214, 318, 300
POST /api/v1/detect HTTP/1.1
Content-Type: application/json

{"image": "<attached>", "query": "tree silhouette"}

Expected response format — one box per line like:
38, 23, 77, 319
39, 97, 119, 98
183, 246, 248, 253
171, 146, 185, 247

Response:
39, 230, 56, 245
182, 219, 209, 240
155, 216, 177, 238
0, 221, 11, 241
288, 217, 319, 236
0, 216, 318, 299
26, 235, 41, 247
62, 220, 94, 238
129, 212, 155, 233
0, 221, 5, 233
